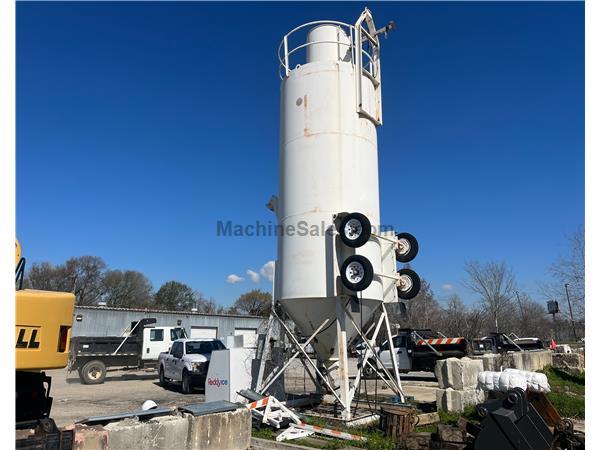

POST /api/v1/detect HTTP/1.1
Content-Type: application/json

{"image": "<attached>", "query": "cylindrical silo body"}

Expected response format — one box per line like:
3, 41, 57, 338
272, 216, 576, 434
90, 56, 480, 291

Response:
274, 24, 384, 368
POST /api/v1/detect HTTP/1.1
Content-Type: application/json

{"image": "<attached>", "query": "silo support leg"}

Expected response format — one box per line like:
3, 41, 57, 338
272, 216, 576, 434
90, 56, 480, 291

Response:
382, 304, 405, 402
336, 298, 352, 420
268, 311, 345, 406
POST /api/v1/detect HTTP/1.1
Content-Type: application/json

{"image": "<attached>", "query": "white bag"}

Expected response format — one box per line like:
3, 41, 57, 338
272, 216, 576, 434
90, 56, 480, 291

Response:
477, 371, 527, 393
503, 368, 550, 393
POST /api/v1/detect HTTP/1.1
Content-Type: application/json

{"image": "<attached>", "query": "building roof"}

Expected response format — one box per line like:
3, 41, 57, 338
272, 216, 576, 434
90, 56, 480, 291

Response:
75, 304, 264, 320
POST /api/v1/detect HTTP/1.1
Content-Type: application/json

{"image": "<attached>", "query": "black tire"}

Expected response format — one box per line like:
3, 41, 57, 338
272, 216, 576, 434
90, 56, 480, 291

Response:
159, 365, 167, 387
181, 370, 192, 394
80, 360, 106, 385
395, 232, 419, 263
397, 268, 421, 300
363, 363, 376, 378
340, 255, 374, 291
338, 213, 371, 248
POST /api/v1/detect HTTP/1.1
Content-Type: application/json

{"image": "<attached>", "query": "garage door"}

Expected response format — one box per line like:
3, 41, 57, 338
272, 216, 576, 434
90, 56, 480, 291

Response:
234, 328, 257, 336
191, 326, 218, 339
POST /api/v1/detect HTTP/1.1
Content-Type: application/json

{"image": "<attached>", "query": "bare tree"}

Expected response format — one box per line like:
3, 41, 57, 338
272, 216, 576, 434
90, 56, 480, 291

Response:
231, 289, 272, 316
542, 227, 584, 319
463, 261, 516, 333
26, 256, 107, 305
102, 270, 153, 308
395, 279, 444, 331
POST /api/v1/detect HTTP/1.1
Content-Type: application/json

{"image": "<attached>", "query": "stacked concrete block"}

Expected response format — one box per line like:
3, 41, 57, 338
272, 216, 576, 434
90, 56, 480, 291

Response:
555, 344, 572, 354
435, 358, 485, 412
552, 353, 585, 371
436, 387, 485, 413
506, 350, 552, 371
187, 407, 251, 450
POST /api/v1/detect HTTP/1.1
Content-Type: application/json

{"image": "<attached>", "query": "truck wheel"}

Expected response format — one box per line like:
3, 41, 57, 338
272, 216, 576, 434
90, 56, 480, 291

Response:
159, 365, 167, 387
397, 268, 421, 300
363, 363, 376, 378
340, 255, 374, 291
395, 232, 419, 263
181, 370, 192, 394
338, 213, 371, 248
80, 360, 106, 385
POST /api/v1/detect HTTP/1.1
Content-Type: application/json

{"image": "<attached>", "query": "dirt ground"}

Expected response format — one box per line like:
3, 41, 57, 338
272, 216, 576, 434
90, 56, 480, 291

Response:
48, 359, 439, 427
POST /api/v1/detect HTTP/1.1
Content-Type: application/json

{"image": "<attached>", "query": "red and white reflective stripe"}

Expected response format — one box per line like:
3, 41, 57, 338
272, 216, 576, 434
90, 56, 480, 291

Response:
416, 337, 464, 346
246, 396, 270, 409
293, 422, 367, 441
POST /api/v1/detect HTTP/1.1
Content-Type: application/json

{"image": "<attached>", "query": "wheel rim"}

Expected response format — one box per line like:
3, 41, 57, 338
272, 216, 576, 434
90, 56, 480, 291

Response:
344, 218, 363, 241
88, 366, 102, 380
346, 261, 365, 284
397, 238, 410, 255
399, 274, 413, 292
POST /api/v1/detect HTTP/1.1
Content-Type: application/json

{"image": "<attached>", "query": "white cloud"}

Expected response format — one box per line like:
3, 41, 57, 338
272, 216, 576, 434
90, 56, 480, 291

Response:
226, 274, 245, 284
260, 261, 275, 283
442, 283, 453, 291
246, 269, 260, 284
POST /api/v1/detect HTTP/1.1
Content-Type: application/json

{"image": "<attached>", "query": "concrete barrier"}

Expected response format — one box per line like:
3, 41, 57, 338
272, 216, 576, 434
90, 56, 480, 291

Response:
436, 387, 485, 413
434, 357, 483, 390
67, 406, 251, 450
472, 351, 552, 372
105, 415, 190, 450
552, 353, 585, 371
187, 407, 251, 450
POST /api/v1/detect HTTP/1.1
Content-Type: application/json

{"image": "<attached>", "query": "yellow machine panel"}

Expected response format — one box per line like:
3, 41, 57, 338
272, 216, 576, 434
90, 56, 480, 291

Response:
16, 289, 75, 370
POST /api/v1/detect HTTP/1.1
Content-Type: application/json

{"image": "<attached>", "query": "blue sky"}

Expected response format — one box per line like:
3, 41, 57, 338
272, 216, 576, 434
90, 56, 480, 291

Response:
16, 2, 584, 307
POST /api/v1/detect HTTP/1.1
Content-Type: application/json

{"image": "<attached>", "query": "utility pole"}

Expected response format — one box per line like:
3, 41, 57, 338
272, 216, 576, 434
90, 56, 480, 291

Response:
515, 291, 525, 318
564, 283, 578, 340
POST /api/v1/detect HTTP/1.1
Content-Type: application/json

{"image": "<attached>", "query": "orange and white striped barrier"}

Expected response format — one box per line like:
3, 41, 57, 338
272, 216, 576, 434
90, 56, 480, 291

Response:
246, 396, 270, 410
416, 337, 464, 346
292, 422, 367, 442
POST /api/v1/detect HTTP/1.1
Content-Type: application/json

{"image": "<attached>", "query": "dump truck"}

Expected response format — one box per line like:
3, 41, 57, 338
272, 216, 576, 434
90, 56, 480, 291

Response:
68, 318, 187, 384
362, 328, 468, 376
471, 332, 544, 356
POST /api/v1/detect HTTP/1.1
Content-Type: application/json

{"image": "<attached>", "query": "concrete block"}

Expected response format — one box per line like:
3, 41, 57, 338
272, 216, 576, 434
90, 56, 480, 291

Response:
434, 357, 483, 390
552, 353, 584, 371
105, 415, 189, 450
70, 424, 109, 450
405, 432, 433, 450
555, 344, 572, 354
187, 406, 251, 450
437, 424, 466, 443
436, 388, 485, 413
505, 351, 552, 371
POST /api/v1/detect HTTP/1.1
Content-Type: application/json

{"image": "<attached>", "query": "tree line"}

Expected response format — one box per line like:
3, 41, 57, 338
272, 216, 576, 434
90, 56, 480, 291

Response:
24, 228, 583, 341
24, 257, 272, 316
390, 228, 585, 343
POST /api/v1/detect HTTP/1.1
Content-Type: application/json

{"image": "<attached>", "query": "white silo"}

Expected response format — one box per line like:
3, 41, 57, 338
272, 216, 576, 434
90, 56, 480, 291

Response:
268, 9, 421, 419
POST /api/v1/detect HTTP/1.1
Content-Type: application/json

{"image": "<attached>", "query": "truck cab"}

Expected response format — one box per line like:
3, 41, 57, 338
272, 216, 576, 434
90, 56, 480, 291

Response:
362, 329, 467, 376
142, 326, 187, 361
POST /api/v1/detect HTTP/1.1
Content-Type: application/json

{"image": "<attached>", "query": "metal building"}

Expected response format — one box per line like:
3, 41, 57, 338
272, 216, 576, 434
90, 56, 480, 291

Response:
72, 305, 267, 340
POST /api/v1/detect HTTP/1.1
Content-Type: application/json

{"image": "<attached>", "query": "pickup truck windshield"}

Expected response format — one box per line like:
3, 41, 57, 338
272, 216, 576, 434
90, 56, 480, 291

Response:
185, 340, 226, 355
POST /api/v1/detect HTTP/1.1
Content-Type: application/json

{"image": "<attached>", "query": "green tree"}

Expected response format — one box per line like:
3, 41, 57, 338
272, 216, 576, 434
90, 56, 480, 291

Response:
232, 289, 271, 316
154, 281, 197, 311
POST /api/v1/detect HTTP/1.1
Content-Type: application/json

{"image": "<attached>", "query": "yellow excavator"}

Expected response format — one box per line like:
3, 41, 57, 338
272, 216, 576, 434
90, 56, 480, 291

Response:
15, 240, 75, 439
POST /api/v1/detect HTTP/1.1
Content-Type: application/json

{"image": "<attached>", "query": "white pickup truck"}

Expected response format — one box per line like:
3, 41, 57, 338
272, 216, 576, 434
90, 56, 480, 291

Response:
158, 338, 226, 393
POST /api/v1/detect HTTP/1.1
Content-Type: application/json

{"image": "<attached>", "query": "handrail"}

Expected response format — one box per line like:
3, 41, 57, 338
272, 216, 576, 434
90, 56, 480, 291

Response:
277, 18, 379, 81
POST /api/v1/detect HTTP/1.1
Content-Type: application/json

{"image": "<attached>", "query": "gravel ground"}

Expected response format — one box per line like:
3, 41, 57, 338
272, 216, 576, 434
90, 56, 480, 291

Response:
47, 358, 439, 427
